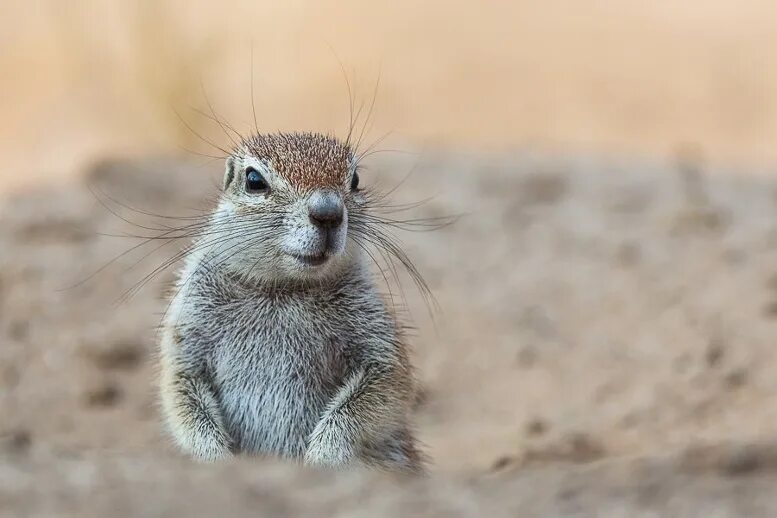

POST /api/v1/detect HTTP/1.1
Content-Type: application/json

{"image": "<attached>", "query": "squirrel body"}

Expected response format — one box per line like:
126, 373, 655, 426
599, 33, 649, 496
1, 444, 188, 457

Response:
159, 133, 423, 472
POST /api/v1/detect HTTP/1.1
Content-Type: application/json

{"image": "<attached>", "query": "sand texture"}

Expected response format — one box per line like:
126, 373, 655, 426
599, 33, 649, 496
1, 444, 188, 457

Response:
3, 151, 777, 516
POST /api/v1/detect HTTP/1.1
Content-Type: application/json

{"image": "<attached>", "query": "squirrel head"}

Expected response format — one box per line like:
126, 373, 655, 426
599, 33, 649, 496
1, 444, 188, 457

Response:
215, 132, 365, 283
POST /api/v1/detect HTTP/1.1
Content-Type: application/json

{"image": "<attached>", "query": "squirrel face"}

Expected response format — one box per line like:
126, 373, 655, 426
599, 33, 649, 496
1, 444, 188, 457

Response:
215, 133, 365, 282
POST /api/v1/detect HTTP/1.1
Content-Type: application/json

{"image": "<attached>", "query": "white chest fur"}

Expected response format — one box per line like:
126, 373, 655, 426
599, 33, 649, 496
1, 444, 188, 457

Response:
206, 297, 349, 457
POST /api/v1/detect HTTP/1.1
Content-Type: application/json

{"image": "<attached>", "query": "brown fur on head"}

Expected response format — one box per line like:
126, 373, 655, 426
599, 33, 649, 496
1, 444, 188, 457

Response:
237, 132, 354, 192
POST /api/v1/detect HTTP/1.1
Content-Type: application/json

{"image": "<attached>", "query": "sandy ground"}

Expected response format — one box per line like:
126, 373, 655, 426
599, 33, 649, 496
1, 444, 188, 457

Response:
3, 150, 777, 515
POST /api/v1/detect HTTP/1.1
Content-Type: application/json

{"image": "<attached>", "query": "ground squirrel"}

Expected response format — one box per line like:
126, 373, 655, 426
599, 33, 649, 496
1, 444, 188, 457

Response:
159, 132, 424, 473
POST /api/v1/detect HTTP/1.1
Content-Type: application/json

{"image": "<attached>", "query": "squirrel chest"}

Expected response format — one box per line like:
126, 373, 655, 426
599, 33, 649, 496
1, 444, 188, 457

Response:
185, 287, 352, 457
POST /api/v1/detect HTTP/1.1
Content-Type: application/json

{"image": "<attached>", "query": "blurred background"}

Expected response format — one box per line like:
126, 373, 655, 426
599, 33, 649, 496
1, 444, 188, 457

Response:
3, 1, 777, 516
2, 0, 775, 191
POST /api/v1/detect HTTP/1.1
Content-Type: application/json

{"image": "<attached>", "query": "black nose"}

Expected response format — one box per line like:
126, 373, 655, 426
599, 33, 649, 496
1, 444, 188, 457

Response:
308, 192, 344, 229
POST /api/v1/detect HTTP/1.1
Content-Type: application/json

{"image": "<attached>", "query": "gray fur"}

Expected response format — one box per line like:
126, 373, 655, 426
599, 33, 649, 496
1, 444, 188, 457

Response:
159, 132, 424, 473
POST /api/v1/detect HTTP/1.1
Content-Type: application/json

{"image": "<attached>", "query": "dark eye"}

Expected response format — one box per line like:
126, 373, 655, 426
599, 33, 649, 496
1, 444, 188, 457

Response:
245, 167, 269, 193
350, 171, 360, 191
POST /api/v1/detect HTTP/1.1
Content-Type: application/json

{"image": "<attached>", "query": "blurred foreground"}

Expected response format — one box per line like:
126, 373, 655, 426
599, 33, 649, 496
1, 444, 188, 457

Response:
3, 150, 777, 515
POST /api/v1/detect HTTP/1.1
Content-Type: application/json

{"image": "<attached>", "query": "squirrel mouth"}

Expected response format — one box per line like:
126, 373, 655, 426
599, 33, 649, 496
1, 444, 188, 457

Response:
290, 252, 329, 267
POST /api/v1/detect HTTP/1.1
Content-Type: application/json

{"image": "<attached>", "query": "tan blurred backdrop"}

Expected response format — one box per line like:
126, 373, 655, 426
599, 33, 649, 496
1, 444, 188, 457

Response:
1, 0, 774, 191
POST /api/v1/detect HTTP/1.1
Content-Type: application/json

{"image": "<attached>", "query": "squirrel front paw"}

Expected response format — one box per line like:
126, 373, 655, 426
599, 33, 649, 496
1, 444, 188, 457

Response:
304, 417, 356, 468
178, 427, 235, 462
193, 438, 234, 462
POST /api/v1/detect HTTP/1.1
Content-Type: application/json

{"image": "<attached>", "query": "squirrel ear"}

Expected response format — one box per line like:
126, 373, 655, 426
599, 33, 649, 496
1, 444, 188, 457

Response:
224, 157, 236, 190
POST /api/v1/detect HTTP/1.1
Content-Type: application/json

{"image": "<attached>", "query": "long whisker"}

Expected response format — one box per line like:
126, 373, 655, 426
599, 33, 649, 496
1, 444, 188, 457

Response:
117, 220, 282, 305
172, 107, 232, 157
354, 68, 382, 153
199, 81, 241, 149
191, 107, 245, 144
250, 43, 260, 134
328, 46, 356, 148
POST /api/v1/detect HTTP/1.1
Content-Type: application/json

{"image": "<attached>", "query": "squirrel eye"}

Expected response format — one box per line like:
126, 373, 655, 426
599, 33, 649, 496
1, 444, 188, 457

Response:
245, 167, 269, 193
350, 171, 360, 191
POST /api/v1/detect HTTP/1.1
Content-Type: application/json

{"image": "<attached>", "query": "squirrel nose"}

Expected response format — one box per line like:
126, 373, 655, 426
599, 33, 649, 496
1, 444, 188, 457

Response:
308, 191, 344, 229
